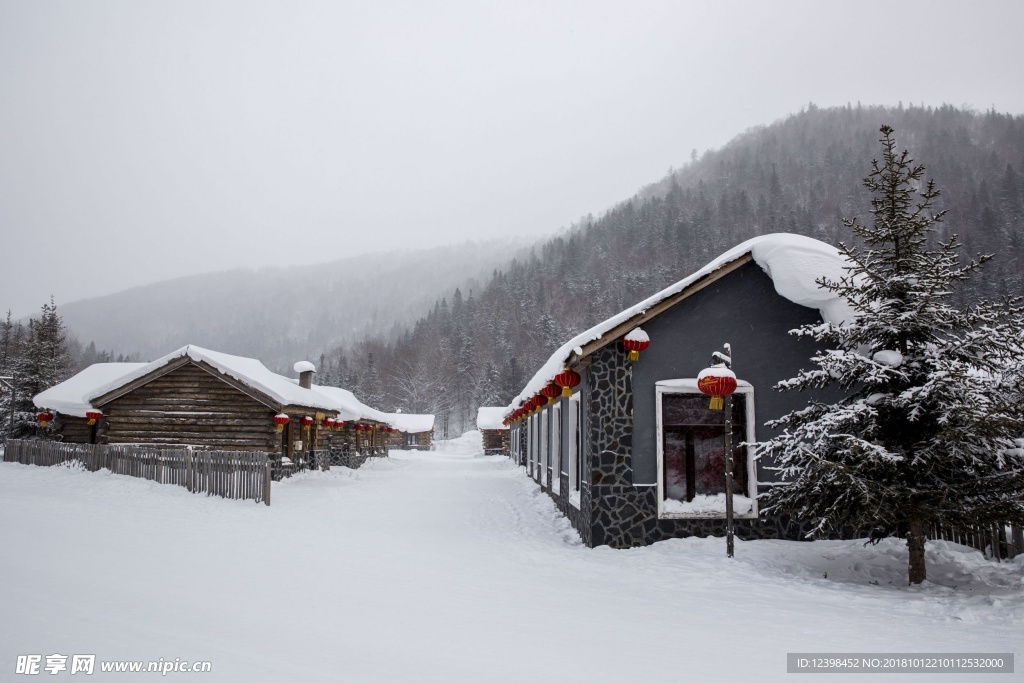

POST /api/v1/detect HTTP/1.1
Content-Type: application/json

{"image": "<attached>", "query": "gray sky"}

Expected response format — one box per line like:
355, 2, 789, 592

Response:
2, 0, 1023, 319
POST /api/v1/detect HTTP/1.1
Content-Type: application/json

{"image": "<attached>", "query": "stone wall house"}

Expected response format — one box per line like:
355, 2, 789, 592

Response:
504, 234, 851, 549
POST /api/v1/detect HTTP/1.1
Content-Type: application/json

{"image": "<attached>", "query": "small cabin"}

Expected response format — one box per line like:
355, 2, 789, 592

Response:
477, 407, 510, 455
388, 413, 435, 450
35, 346, 345, 461
504, 234, 850, 549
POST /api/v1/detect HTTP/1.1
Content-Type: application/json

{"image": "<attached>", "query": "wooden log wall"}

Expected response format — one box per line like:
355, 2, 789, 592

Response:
481, 429, 508, 453
3, 439, 272, 505
53, 415, 93, 444
100, 363, 279, 451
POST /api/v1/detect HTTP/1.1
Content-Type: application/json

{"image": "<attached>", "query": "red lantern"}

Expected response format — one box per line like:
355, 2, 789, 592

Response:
86, 410, 103, 426
554, 368, 581, 398
274, 413, 290, 431
323, 417, 336, 430
354, 423, 363, 432
622, 327, 650, 362
300, 415, 314, 428
697, 366, 737, 410
335, 421, 345, 431
36, 411, 54, 428
541, 381, 560, 405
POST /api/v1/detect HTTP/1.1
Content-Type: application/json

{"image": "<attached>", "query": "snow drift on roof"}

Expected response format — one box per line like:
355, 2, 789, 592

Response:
306, 385, 364, 422
387, 413, 435, 434
505, 233, 855, 413
86, 345, 340, 411
477, 407, 509, 431
34, 363, 148, 417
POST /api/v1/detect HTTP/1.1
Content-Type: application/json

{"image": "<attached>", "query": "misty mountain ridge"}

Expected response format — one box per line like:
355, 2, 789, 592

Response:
319, 103, 1024, 433
58, 239, 531, 373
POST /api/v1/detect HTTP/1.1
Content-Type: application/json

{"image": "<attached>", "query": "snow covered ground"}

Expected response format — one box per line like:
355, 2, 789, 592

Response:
1, 435, 1021, 682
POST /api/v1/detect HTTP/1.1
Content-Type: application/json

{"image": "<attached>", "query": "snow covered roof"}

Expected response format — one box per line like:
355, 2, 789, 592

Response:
477, 407, 509, 431
386, 412, 435, 434
305, 385, 364, 422
36, 345, 413, 426
34, 363, 148, 417
87, 345, 341, 412
506, 233, 855, 413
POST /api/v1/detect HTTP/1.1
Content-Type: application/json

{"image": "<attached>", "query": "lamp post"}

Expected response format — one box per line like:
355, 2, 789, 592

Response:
697, 343, 736, 558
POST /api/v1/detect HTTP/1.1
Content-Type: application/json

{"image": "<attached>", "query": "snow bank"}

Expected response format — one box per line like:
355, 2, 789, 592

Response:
433, 430, 484, 455
1, 456, 1019, 683
507, 233, 854, 414
663, 493, 754, 516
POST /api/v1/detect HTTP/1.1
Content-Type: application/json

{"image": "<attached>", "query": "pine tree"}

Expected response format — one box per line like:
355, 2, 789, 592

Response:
8, 298, 74, 437
759, 125, 1024, 584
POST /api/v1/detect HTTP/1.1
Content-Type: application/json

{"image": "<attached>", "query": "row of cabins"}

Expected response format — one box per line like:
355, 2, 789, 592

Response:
33, 345, 434, 464
482, 234, 853, 549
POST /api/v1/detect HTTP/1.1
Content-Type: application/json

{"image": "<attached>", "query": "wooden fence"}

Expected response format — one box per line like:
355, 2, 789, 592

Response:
3, 439, 272, 505
929, 522, 1023, 561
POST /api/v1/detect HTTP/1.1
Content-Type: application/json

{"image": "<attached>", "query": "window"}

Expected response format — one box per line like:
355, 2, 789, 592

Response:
656, 382, 757, 519
528, 415, 535, 475
566, 393, 581, 508
539, 408, 549, 486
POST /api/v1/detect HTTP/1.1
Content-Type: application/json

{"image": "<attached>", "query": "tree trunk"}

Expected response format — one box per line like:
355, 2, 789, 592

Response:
907, 518, 927, 585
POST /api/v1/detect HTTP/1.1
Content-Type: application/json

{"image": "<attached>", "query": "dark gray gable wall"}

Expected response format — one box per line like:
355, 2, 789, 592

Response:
631, 260, 830, 485
515, 260, 842, 548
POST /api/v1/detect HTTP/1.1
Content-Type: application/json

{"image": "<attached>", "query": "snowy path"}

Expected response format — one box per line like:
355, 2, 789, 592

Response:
1, 436, 1021, 682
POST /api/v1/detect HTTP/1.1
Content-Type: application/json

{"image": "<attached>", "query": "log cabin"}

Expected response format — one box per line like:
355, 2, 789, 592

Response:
387, 412, 435, 450
35, 346, 351, 461
477, 407, 509, 455
35, 346, 434, 463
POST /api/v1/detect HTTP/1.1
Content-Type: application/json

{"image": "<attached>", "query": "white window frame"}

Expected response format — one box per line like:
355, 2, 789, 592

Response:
655, 380, 758, 520
550, 402, 561, 494
540, 407, 549, 486
566, 393, 581, 509
527, 415, 535, 474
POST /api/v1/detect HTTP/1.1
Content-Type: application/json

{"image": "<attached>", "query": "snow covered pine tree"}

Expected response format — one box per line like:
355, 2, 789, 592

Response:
759, 125, 1024, 584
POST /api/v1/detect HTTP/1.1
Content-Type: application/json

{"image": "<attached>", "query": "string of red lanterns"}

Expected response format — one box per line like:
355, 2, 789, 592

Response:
554, 367, 581, 397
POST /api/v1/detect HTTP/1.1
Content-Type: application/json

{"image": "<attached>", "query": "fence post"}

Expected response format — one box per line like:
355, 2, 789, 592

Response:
263, 455, 271, 506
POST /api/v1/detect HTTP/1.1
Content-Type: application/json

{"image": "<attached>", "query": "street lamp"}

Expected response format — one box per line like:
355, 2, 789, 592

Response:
697, 343, 737, 558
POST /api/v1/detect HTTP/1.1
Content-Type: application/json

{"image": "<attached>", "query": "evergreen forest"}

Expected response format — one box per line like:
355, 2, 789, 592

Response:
318, 104, 1024, 434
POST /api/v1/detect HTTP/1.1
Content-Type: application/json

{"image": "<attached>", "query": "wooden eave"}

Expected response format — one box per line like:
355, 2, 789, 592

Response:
564, 253, 754, 369
91, 356, 294, 413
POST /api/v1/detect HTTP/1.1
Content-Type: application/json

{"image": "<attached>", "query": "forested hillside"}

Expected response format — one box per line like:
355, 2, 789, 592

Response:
322, 104, 1024, 435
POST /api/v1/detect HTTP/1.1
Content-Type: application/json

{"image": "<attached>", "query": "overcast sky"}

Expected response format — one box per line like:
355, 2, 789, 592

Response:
2, 0, 1023, 319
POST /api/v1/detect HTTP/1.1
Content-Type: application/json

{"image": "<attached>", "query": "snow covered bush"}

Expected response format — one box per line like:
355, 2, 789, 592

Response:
759, 125, 1024, 585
